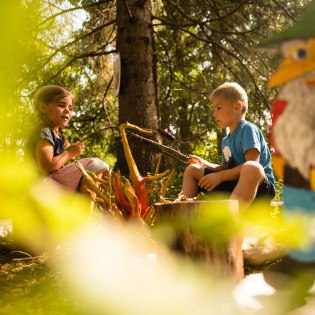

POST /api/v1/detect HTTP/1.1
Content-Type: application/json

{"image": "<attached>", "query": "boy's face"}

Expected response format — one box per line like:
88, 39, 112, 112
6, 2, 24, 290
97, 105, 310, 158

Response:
212, 96, 241, 129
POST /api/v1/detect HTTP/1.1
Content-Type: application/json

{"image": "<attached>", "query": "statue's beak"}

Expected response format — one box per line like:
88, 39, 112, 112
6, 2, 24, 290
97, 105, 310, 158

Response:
269, 38, 315, 88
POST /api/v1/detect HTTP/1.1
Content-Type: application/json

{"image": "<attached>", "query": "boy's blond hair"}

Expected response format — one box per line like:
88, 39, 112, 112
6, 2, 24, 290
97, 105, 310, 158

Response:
209, 82, 248, 114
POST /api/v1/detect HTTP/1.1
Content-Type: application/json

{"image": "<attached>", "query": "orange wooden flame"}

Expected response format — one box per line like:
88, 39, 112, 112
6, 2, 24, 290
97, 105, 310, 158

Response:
110, 122, 169, 220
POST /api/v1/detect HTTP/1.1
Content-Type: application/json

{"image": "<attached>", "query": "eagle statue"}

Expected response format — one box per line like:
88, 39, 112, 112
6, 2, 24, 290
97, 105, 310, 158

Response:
262, 1, 315, 262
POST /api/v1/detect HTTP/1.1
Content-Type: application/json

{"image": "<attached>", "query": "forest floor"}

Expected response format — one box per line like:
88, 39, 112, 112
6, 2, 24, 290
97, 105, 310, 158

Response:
1, 240, 315, 315
2, 253, 315, 315
0, 251, 82, 315
0, 198, 310, 315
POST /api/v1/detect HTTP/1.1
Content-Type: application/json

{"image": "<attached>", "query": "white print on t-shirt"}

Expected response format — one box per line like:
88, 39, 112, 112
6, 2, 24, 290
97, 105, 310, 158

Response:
223, 146, 232, 162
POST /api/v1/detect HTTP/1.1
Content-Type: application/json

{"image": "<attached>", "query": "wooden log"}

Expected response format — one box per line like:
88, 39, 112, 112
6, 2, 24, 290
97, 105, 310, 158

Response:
154, 200, 244, 282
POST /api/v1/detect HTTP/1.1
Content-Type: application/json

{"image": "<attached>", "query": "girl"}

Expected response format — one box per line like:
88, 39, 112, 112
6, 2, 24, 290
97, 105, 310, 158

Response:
28, 85, 110, 194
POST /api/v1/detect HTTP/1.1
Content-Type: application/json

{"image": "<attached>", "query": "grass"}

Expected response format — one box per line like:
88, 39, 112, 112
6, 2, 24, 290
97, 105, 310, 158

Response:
0, 246, 82, 315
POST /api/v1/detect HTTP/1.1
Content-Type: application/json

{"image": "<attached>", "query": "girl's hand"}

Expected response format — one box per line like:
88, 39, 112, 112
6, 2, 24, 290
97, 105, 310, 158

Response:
187, 154, 204, 166
66, 141, 85, 158
198, 172, 222, 191
64, 138, 70, 149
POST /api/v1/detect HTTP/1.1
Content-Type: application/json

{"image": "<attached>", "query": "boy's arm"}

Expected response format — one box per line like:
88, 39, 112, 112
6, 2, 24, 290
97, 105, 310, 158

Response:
198, 148, 260, 191
188, 154, 228, 171
36, 139, 84, 174
220, 148, 260, 181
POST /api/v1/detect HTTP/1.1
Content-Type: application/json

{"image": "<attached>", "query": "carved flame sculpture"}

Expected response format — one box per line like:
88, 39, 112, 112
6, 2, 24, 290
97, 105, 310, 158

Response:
75, 122, 172, 221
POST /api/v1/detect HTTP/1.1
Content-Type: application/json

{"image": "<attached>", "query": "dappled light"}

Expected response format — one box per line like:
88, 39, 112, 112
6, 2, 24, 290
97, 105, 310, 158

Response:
2, 1, 315, 315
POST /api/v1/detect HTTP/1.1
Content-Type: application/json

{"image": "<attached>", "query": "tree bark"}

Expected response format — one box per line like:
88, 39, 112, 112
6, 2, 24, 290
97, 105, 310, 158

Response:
116, 0, 159, 175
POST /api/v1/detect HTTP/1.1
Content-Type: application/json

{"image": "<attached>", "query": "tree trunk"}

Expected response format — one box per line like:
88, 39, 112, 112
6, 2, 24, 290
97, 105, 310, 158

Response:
116, 0, 159, 175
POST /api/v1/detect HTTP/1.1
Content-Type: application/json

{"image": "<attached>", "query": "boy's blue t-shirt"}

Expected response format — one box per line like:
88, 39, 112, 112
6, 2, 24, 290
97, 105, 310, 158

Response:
221, 120, 275, 188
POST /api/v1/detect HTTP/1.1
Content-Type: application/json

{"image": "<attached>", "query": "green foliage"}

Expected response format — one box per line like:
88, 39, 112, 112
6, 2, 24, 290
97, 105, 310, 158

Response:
0, 257, 86, 315
155, 0, 311, 154
191, 132, 221, 165
164, 172, 183, 200
3, 0, 309, 176
3, 1, 315, 314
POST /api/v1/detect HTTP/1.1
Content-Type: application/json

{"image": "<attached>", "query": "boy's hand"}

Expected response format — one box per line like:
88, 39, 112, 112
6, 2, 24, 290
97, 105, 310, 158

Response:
187, 154, 204, 166
198, 172, 222, 191
66, 141, 85, 158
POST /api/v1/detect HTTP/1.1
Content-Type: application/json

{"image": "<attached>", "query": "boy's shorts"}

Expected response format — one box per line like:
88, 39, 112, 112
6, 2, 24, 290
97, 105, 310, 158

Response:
202, 168, 275, 199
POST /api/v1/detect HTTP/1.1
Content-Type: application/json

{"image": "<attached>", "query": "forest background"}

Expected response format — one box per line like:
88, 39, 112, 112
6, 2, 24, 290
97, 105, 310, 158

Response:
0, 1, 313, 314
1, 0, 311, 193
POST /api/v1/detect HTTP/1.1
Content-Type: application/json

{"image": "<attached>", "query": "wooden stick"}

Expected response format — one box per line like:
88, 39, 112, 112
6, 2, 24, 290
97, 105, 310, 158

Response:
79, 124, 188, 165
12, 256, 43, 262
127, 131, 188, 165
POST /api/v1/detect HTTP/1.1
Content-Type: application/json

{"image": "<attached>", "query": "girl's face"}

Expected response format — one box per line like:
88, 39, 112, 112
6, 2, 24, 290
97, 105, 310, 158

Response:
41, 95, 73, 129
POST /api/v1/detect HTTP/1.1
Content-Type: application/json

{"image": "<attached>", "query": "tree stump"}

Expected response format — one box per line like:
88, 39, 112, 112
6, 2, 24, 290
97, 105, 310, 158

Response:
154, 200, 244, 282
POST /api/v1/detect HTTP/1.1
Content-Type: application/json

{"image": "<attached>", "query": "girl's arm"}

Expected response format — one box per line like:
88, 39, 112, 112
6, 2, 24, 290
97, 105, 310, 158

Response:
36, 139, 84, 174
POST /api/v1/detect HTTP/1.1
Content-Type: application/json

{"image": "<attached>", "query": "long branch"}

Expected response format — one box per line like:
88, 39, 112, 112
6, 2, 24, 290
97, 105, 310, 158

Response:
18, 20, 116, 86
35, 0, 113, 29
272, 0, 296, 21
127, 132, 188, 165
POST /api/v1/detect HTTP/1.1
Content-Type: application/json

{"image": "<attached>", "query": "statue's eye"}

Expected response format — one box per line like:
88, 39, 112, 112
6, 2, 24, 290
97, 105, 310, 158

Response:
294, 48, 307, 60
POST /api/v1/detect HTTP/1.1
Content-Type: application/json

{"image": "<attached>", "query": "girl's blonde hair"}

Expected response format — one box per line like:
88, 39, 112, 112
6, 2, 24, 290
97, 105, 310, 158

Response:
209, 82, 248, 114
33, 85, 74, 122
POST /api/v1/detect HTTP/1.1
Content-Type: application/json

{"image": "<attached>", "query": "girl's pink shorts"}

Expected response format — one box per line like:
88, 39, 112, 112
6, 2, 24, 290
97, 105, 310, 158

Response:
50, 158, 109, 191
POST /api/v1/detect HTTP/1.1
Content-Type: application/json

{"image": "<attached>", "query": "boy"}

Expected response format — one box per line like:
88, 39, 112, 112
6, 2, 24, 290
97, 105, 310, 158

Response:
179, 82, 275, 208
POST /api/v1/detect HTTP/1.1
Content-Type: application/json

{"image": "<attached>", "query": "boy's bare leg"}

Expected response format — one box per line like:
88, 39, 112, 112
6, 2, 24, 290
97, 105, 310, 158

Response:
180, 164, 205, 198
230, 161, 265, 208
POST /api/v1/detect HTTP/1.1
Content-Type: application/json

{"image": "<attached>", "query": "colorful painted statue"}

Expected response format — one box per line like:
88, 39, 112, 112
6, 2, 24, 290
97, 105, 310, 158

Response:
262, 0, 315, 262
261, 1, 315, 310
